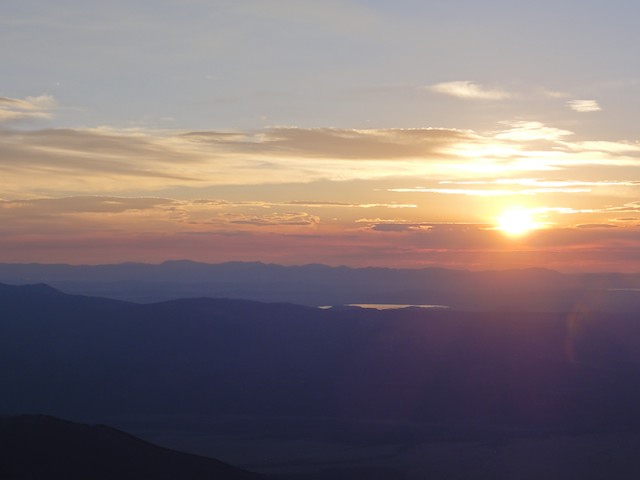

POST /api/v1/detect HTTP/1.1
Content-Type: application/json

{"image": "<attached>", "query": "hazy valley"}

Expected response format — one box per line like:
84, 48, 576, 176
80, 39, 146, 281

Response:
3, 266, 640, 478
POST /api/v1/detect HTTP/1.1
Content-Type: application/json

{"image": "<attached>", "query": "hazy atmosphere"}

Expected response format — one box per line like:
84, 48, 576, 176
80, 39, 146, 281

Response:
5, 3, 640, 479
2, 0, 640, 270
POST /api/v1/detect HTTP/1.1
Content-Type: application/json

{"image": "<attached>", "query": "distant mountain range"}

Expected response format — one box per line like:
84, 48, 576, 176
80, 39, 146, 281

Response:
3, 281, 640, 434
5, 283, 640, 478
1, 260, 640, 311
0, 414, 267, 480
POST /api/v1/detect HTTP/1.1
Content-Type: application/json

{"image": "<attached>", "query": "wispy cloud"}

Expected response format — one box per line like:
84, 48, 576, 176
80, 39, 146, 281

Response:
0, 95, 56, 110
184, 127, 474, 159
389, 187, 519, 196
0, 126, 478, 197
420, 178, 640, 196
0, 195, 327, 238
222, 211, 320, 227
429, 81, 511, 100
605, 201, 640, 214
286, 201, 416, 209
389, 187, 594, 196
389, 177, 640, 198
442, 179, 640, 187
576, 223, 618, 229
2, 122, 640, 200
0, 95, 56, 123
0, 196, 173, 215
558, 140, 640, 154
537, 88, 569, 99
368, 223, 433, 232
567, 99, 601, 112
494, 121, 573, 142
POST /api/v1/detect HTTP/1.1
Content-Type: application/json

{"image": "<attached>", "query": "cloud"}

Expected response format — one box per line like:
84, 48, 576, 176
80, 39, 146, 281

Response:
2, 122, 640, 199
394, 178, 640, 197
0, 128, 201, 196
494, 121, 573, 142
389, 187, 519, 196
605, 202, 640, 214
286, 201, 416, 209
357, 221, 498, 241
0, 94, 56, 123
567, 99, 601, 112
358, 223, 509, 252
558, 140, 640, 154
537, 88, 569, 99
429, 81, 511, 100
576, 223, 617, 229
355, 218, 408, 224
0, 195, 327, 237
0, 196, 174, 216
185, 127, 474, 159
369, 223, 433, 232
0, 95, 56, 111
442, 179, 640, 188
222, 211, 320, 227
0, 126, 481, 197
0, 196, 184, 238
186, 199, 417, 210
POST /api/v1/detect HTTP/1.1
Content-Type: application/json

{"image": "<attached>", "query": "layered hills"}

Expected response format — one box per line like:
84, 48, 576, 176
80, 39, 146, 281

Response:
2, 282, 640, 432
1, 260, 640, 311
4, 282, 640, 478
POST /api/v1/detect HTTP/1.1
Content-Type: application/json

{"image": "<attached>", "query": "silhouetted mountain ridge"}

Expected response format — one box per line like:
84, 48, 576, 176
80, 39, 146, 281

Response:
1, 261, 639, 311
3, 282, 640, 436
0, 282, 61, 296
0, 414, 267, 480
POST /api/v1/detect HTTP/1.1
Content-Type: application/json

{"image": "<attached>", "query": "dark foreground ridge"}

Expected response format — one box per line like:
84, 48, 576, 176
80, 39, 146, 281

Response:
0, 415, 267, 480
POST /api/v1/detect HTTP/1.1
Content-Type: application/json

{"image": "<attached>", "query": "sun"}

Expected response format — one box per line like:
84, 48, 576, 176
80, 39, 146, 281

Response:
497, 207, 538, 236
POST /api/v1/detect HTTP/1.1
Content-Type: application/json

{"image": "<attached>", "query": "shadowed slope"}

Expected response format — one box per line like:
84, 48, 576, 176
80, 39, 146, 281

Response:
0, 415, 268, 480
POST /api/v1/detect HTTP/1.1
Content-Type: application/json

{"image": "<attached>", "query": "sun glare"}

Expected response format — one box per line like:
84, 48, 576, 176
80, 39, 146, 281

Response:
497, 207, 537, 236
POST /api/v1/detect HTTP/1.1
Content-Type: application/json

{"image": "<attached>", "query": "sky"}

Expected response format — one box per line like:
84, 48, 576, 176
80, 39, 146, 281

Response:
2, 0, 640, 271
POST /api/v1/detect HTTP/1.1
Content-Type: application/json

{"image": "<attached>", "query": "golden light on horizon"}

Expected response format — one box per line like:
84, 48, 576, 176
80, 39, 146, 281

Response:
497, 207, 539, 236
